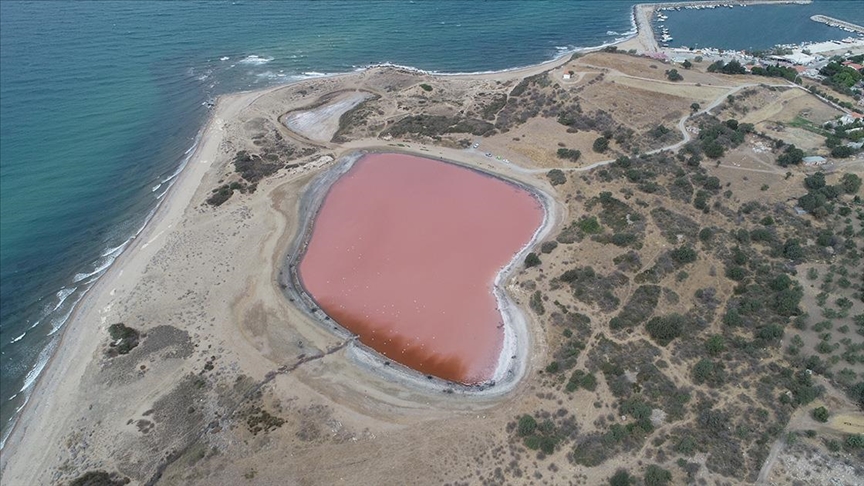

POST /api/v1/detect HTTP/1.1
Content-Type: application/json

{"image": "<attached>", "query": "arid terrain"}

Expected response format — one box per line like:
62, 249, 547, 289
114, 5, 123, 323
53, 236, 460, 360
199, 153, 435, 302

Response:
1, 46, 862, 486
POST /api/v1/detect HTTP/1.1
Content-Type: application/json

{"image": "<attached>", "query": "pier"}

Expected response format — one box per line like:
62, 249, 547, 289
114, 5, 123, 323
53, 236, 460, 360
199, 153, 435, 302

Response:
810, 15, 864, 35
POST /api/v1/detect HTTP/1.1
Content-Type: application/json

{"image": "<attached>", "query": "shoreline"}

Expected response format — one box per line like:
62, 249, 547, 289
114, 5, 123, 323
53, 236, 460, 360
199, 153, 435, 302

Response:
279, 149, 558, 397
2, 0, 854, 475
0, 8, 634, 448
0, 83, 288, 469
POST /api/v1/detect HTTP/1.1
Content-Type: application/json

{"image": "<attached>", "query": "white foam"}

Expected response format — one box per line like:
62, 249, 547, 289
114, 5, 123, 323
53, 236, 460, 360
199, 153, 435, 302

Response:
72, 256, 113, 283
51, 287, 76, 312
18, 340, 55, 393
238, 54, 273, 65
220, 56, 230, 61
151, 183, 162, 192
100, 240, 129, 258
9, 332, 25, 344
47, 289, 89, 336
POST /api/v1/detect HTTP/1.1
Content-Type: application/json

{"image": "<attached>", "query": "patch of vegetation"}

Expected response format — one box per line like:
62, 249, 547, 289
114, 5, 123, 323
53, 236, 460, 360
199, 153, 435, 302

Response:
610, 285, 661, 330
547, 168, 567, 185
812, 406, 829, 423
233, 149, 286, 183
525, 252, 541, 268
560, 266, 627, 312
245, 406, 286, 435
419, 83, 433, 92
69, 471, 130, 486
556, 148, 582, 161
106, 323, 140, 356
646, 314, 686, 346
383, 114, 495, 138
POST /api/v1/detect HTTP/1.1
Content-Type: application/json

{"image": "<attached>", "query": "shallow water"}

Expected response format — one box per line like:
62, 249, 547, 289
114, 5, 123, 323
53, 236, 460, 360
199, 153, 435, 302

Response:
298, 154, 543, 383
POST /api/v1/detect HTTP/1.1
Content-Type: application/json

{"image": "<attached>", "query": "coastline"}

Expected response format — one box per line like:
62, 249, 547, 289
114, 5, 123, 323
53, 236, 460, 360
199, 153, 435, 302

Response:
0, 85, 283, 476
0, 7, 636, 452
2, 0, 858, 481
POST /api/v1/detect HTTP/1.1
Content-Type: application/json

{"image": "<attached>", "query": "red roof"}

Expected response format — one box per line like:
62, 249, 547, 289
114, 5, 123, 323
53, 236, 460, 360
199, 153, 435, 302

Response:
843, 61, 864, 70
794, 65, 807, 73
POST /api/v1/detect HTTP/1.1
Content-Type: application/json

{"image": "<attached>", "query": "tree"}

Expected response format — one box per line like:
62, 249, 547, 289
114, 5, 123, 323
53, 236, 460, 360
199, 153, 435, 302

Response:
666, 69, 683, 81
517, 414, 537, 436
705, 335, 725, 356
670, 246, 697, 264
547, 169, 567, 185
682, 59, 693, 69
593, 137, 609, 153
840, 173, 862, 194
703, 142, 725, 159
525, 252, 541, 268
831, 145, 856, 158
805, 172, 826, 190
777, 145, 804, 167
556, 148, 581, 161
646, 315, 685, 346
690, 102, 701, 112
644, 464, 672, 486
609, 470, 634, 486
812, 406, 829, 422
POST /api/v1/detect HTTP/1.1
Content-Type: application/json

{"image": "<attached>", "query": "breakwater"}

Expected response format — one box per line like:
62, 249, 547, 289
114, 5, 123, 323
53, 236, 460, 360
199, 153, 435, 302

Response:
811, 15, 864, 35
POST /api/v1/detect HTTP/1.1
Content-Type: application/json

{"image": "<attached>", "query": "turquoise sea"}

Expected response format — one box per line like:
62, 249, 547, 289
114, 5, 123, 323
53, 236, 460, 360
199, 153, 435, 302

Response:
0, 0, 861, 446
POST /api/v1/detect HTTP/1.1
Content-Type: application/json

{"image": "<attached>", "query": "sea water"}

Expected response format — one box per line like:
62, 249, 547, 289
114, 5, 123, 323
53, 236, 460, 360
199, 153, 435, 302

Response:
0, 0, 860, 446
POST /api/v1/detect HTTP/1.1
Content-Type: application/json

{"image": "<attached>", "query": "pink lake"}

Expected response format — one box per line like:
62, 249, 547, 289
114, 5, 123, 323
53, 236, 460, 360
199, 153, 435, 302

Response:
298, 153, 543, 383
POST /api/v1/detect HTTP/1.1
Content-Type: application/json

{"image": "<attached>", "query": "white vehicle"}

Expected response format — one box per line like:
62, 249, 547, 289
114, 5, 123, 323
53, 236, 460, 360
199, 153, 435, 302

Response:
472, 143, 480, 149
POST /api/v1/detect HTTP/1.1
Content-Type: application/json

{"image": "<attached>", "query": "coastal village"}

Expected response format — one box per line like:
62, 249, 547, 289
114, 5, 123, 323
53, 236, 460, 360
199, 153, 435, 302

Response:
1, 2, 863, 486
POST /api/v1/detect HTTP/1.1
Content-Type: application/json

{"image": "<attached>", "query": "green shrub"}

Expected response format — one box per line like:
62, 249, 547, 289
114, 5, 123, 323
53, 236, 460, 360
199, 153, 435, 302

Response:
593, 137, 610, 153
556, 148, 582, 162
517, 415, 537, 436
644, 464, 672, 486
525, 252, 541, 268
646, 314, 685, 346
812, 406, 829, 423
609, 470, 634, 486
547, 168, 567, 185
419, 83, 432, 92
578, 217, 602, 234
107, 323, 140, 355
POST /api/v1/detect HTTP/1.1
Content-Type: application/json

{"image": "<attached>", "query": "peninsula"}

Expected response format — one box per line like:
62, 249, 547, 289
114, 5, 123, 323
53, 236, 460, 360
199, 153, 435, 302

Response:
1, 3, 863, 486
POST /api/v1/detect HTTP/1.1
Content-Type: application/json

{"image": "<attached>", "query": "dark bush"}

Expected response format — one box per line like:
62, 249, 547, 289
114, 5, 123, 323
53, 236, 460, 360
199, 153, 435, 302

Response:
646, 314, 685, 346
593, 137, 610, 153
547, 168, 567, 186
812, 406, 829, 423
557, 148, 582, 161
525, 252, 541, 268
107, 323, 140, 355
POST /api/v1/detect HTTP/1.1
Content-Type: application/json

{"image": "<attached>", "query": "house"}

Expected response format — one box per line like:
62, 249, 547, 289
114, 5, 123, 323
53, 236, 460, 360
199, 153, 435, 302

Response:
803, 156, 827, 166
562, 73, 571, 80
839, 113, 864, 125
842, 61, 864, 71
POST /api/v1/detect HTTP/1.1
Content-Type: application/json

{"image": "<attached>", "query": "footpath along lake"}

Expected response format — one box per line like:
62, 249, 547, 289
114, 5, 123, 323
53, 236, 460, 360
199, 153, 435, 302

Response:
298, 153, 544, 383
